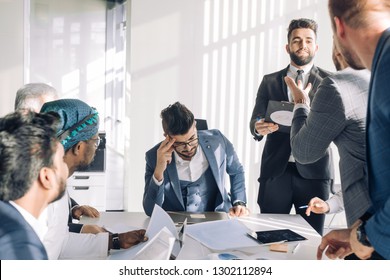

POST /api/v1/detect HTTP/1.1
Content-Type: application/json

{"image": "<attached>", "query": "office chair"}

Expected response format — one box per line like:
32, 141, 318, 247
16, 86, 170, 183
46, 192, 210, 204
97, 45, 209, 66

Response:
195, 119, 208, 130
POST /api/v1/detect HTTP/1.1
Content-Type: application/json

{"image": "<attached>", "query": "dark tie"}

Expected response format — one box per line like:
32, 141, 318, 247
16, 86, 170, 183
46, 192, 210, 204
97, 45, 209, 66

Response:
296, 69, 304, 85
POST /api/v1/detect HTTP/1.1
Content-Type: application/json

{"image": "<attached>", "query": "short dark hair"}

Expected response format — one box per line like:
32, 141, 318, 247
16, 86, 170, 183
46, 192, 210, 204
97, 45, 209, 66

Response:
161, 102, 194, 136
328, 0, 390, 30
287, 18, 318, 42
0, 111, 60, 201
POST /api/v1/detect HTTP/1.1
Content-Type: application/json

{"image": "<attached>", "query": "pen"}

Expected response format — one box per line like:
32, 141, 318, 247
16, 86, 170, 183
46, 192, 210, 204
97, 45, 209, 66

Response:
292, 243, 300, 254
298, 205, 308, 209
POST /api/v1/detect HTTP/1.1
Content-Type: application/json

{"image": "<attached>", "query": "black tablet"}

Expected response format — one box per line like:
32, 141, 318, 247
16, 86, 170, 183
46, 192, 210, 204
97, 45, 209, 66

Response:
247, 229, 307, 244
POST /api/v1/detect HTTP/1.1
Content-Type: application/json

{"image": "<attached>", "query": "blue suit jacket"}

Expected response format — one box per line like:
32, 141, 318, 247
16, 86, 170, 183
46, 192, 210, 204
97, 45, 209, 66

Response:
0, 201, 48, 260
143, 129, 246, 216
365, 27, 390, 259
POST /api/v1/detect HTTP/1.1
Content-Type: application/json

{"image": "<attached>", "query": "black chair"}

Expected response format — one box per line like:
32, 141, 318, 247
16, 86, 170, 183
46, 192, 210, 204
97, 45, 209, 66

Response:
195, 119, 208, 130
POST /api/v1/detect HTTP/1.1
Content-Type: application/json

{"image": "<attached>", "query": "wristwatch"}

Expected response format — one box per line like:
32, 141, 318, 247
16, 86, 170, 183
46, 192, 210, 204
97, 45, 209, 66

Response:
112, 233, 121, 250
233, 201, 246, 207
356, 221, 372, 247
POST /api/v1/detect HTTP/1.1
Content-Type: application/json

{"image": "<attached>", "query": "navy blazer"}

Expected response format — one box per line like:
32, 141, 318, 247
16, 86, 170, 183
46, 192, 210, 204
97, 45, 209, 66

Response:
143, 129, 246, 216
249, 65, 334, 180
365, 27, 390, 259
0, 201, 48, 260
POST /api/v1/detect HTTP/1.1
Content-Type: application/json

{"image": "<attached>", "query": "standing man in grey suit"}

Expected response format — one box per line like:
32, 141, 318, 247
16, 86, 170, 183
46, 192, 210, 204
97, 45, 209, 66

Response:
144, 102, 249, 217
249, 18, 334, 235
0, 111, 68, 259
286, 40, 371, 230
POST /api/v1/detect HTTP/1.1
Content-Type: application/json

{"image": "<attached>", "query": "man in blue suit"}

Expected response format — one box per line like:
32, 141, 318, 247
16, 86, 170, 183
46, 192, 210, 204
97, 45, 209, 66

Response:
0, 111, 68, 260
316, 0, 390, 260
143, 102, 248, 217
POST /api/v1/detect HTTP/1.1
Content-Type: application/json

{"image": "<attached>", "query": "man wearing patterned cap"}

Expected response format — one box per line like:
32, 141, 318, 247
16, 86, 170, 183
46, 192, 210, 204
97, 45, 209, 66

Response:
40, 99, 147, 259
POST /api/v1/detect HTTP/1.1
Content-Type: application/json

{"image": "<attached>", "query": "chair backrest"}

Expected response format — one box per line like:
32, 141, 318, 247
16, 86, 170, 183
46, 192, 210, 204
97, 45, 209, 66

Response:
195, 119, 208, 130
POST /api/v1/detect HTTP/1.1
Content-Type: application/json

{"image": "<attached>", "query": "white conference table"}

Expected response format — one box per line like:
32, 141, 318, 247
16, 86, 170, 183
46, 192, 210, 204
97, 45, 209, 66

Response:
81, 211, 324, 260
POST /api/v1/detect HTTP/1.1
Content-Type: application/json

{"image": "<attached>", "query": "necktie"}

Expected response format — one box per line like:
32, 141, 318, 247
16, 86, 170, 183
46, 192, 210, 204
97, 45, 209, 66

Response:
296, 69, 304, 85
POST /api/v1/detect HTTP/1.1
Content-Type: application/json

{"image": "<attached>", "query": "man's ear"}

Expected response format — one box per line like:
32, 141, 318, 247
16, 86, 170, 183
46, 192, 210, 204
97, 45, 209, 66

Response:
71, 142, 83, 156
285, 44, 290, 54
334, 16, 345, 40
37, 167, 52, 191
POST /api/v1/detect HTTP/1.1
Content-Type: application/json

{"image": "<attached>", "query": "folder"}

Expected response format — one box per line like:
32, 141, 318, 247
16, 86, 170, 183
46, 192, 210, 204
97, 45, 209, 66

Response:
265, 100, 294, 133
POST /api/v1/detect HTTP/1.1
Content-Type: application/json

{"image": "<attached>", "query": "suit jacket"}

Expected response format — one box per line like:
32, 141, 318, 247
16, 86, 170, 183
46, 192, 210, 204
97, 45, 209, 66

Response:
0, 201, 48, 260
290, 67, 372, 226
365, 27, 390, 259
143, 129, 246, 216
249, 65, 334, 180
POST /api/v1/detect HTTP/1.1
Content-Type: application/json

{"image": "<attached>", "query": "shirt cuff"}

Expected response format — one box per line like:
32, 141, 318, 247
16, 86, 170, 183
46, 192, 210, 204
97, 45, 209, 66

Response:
293, 103, 309, 112
152, 175, 164, 186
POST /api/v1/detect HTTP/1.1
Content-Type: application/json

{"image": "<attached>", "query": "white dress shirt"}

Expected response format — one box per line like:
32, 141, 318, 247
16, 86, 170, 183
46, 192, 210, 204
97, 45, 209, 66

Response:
153, 145, 209, 184
10, 201, 47, 241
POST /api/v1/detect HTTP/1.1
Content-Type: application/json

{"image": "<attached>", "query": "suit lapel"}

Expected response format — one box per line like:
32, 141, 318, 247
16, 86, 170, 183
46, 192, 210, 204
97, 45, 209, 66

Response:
280, 66, 289, 100
198, 133, 224, 195
308, 66, 321, 99
166, 154, 185, 209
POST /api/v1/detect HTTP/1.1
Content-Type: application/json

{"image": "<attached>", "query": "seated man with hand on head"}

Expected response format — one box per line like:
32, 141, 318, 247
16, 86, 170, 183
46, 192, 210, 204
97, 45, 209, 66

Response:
0, 111, 68, 259
40, 99, 147, 259
144, 102, 249, 217
15, 82, 101, 230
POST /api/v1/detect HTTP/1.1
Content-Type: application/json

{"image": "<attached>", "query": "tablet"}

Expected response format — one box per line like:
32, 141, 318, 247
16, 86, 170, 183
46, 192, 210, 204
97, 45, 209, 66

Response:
247, 229, 307, 244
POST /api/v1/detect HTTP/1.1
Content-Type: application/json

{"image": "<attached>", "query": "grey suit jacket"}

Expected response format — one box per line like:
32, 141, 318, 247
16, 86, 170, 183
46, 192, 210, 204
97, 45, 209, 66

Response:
143, 129, 246, 216
290, 67, 372, 226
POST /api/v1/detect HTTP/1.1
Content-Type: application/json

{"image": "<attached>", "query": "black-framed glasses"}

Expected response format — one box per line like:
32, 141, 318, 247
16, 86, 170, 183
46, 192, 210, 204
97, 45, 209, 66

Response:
172, 137, 198, 149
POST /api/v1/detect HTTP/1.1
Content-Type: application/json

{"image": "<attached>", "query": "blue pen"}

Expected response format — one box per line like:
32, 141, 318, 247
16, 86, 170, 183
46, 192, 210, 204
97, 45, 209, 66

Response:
298, 205, 308, 209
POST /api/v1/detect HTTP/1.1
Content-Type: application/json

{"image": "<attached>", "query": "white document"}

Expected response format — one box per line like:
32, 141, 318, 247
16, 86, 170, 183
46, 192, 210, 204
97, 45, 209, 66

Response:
133, 227, 175, 260
108, 204, 178, 260
185, 219, 260, 251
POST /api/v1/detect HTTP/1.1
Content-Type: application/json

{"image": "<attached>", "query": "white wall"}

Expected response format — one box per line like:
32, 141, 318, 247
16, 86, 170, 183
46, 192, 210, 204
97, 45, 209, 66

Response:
125, 0, 337, 213
0, 0, 24, 115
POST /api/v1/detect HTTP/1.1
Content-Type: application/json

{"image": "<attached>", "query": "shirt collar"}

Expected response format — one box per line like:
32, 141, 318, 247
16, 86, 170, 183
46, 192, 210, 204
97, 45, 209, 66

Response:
289, 63, 313, 75
9, 201, 47, 241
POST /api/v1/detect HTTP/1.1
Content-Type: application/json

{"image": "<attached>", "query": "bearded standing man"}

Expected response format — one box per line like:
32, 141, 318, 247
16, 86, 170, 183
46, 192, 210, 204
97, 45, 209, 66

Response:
249, 18, 334, 235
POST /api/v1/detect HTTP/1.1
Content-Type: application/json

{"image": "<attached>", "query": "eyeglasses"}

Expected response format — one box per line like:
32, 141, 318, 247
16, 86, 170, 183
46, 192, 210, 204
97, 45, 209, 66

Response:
90, 136, 101, 148
172, 137, 198, 149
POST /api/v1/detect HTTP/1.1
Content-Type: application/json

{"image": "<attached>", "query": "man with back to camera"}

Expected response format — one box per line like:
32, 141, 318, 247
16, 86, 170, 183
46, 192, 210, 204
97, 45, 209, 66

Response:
143, 102, 249, 217
40, 99, 147, 259
14, 82, 101, 232
314, 0, 390, 260
249, 18, 334, 235
285, 38, 372, 245
0, 111, 68, 259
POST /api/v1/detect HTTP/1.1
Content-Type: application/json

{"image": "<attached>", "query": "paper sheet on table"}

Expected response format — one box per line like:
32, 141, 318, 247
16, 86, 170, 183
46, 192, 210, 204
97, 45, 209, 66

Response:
108, 204, 178, 259
185, 219, 260, 251
133, 227, 175, 260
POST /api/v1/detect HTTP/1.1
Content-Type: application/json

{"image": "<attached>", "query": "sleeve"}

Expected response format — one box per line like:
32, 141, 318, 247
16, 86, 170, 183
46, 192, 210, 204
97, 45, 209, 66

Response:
143, 151, 165, 216
290, 79, 346, 164
220, 131, 247, 204
326, 191, 345, 214
249, 77, 270, 141
58, 232, 109, 260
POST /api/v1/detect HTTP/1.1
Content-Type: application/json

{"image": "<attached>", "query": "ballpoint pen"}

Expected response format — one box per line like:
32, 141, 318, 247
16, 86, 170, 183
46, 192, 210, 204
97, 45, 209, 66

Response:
292, 243, 300, 254
298, 205, 309, 209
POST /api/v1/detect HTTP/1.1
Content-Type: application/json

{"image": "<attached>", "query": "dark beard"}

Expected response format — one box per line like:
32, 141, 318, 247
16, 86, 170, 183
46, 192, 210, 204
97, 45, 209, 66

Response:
289, 52, 314, 66
51, 181, 67, 203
